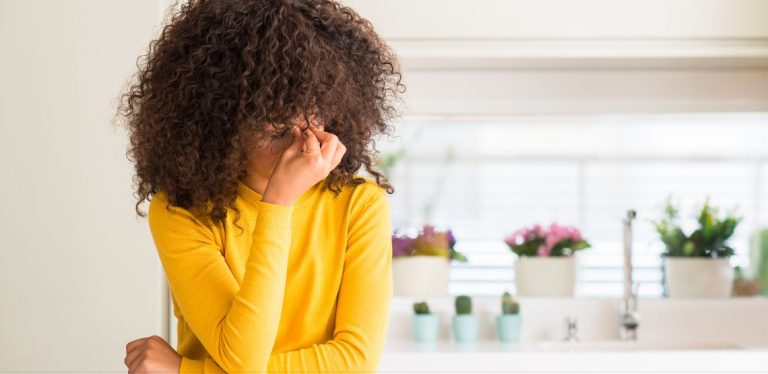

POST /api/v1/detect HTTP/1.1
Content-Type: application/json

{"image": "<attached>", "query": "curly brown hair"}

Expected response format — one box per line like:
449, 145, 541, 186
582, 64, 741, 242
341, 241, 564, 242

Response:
115, 0, 404, 225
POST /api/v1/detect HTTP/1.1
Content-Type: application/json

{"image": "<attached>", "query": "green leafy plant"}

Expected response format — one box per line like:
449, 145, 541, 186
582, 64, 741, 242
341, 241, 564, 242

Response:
455, 295, 472, 315
653, 197, 741, 258
413, 301, 431, 315
501, 291, 520, 315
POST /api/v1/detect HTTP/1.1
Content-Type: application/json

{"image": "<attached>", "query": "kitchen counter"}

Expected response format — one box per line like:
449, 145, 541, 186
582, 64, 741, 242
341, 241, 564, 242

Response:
380, 342, 768, 373
379, 297, 768, 372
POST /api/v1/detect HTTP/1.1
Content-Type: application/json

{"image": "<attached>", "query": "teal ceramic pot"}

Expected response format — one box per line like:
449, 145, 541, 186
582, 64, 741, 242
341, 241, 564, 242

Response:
451, 314, 479, 342
412, 314, 440, 342
496, 314, 522, 342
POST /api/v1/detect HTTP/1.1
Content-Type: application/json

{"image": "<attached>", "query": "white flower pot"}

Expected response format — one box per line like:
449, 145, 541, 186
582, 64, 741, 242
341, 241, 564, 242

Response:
514, 256, 577, 297
392, 256, 450, 297
664, 257, 734, 298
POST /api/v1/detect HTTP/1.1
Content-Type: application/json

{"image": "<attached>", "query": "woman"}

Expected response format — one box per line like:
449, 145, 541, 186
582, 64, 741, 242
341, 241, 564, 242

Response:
117, 0, 404, 372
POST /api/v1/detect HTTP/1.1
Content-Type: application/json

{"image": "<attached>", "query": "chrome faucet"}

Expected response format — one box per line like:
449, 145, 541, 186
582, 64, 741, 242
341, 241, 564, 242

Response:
621, 210, 640, 341
563, 316, 579, 342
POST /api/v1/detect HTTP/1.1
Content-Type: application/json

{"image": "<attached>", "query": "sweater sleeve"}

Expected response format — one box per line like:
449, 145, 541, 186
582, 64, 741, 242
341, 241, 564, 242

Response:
148, 193, 294, 373
178, 187, 394, 373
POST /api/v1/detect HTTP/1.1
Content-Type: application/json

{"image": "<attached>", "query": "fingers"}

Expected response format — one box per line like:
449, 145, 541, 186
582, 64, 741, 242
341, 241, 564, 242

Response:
310, 127, 331, 142
301, 126, 320, 154
124, 337, 149, 369
308, 126, 338, 161
125, 336, 148, 354
285, 125, 304, 154
124, 347, 140, 369
128, 352, 145, 374
329, 141, 346, 169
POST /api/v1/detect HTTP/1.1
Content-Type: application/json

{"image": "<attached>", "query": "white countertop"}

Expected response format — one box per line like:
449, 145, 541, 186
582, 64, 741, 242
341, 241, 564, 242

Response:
380, 347, 768, 373
379, 297, 768, 372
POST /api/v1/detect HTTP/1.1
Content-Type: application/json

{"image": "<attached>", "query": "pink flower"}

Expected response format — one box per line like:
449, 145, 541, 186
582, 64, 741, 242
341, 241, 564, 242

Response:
503, 233, 517, 246
570, 227, 582, 242
537, 244, 551, 256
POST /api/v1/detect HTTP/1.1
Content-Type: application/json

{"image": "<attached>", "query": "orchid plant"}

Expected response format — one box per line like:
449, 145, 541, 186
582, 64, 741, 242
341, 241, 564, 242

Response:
392, 225, 468, 262
504, 223, 590, 257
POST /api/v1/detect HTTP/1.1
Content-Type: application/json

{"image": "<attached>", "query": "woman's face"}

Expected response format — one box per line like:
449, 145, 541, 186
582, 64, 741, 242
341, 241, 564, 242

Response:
245, 115, 324, 179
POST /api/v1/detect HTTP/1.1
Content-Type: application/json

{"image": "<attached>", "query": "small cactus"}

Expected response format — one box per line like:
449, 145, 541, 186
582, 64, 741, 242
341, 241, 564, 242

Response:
455, 295, 472, 315
501, 291, 520, 315
413, 301, 431, 314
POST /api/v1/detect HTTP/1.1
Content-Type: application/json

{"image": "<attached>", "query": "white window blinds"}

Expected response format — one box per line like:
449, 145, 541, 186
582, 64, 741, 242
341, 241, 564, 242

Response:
376, 112, 768, 297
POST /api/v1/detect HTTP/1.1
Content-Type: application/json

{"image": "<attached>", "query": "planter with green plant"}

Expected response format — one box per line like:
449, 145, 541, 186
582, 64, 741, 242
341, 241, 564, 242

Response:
451, 295, 479, 343
495, 291, 522, 342
653, 197, 741, 298
411, 301, 440, 342
504, 223, 591, 297
392, 225, 468, 297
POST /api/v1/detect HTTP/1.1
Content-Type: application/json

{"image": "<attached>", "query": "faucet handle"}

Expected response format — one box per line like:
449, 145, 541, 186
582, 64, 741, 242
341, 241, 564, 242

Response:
563, 316, 579, 342
624, 209, 637, 223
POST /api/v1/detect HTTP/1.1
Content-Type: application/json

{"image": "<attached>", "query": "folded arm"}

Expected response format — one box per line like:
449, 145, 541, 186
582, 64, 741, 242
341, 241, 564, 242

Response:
179, 187, 393, 373
150, 194, 295, 373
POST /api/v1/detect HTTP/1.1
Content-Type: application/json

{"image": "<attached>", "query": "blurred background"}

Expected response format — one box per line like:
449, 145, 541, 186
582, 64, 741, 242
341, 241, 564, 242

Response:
1, 0, 767, 372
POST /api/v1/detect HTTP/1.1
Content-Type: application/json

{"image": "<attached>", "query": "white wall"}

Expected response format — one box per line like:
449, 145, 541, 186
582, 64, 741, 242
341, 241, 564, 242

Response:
345, 0, 768, 39
0, 0, 168, 371
345, 0, 768, 115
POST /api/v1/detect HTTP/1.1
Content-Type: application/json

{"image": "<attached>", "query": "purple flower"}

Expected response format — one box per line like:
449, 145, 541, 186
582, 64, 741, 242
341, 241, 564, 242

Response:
392, 236, 415, 257
447, 229, 456, 248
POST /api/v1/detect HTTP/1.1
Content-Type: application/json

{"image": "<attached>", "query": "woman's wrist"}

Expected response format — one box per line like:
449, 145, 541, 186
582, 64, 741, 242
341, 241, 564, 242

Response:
261, 189, 296, 206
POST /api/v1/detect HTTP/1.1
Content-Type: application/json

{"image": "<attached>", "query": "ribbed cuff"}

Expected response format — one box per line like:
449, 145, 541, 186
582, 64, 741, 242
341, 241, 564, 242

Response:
180, 357, 204, 373
253, 200, 294, 237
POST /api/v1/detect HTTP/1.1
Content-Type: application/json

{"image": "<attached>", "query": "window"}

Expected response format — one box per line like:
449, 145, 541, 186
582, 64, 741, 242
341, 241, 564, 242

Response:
376, 112, 768, 297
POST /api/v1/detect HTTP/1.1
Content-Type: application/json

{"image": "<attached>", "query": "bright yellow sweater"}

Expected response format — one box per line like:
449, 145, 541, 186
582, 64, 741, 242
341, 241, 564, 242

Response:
147, 176, 393, 373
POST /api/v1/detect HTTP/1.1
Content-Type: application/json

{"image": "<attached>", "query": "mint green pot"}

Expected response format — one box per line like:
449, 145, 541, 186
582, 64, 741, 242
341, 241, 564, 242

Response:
451, 314, 479, 342
412, 314, 440, 342
496, 315, 522, 342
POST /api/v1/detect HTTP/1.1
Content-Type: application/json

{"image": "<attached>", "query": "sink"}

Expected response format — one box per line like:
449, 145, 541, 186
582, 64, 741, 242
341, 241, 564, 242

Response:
534, 339, 745, 352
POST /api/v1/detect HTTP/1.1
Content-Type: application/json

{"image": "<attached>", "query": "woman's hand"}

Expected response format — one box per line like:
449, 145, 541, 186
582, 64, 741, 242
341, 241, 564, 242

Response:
262, 123, 346, 206
124, 335, 182, 374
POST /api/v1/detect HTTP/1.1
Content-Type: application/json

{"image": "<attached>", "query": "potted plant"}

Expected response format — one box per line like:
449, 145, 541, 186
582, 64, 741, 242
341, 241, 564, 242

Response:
451, 295, 479, 343
504, 223, 590, 297
495, 291, 522, 343
654, 198, 740, 298
412, 301, 440, 342
391, 225, 468, 297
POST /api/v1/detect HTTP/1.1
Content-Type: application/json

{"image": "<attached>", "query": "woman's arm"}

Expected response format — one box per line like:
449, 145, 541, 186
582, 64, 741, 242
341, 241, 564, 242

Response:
180, 187, 393, 373
149, 193, 295, 373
